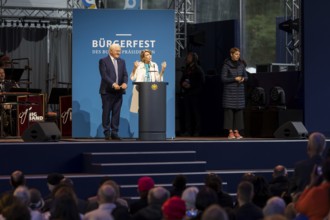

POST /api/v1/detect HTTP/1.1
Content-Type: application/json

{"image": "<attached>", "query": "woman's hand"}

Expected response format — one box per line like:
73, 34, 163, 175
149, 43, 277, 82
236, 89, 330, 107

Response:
161, 61, 167, 72
132, 61, 140, 75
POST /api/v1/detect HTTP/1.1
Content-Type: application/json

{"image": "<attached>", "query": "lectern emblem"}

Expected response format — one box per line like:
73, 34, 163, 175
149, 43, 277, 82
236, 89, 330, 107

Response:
151, 84, 158, 90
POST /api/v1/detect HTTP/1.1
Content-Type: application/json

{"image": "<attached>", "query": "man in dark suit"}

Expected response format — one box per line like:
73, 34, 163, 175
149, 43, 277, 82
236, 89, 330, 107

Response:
289, 132, 326, 194
99, 44, 128, 140
235, 181, 263, 220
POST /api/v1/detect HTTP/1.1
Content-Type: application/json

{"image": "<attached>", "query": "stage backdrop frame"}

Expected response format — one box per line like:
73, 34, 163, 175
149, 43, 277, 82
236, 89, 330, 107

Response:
72, 9, 175, 138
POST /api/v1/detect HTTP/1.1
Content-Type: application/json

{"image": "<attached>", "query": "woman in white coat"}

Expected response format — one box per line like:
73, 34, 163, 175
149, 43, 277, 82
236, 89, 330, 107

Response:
130, 49, 166, 113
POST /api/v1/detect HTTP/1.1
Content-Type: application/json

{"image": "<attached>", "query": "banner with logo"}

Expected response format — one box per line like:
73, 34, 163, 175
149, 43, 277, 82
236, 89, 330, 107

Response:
72, 9, 175, 138
17, 94, 45, 136
60, 95, 72, 137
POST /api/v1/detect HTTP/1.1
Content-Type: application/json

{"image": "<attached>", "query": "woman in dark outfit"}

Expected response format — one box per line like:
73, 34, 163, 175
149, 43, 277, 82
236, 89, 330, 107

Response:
221, 47, 248, 139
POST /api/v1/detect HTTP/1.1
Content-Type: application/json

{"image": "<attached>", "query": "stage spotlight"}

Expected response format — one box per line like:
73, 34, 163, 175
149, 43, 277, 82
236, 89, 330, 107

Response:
250, 87, 266, 110
270, 86, 286, 109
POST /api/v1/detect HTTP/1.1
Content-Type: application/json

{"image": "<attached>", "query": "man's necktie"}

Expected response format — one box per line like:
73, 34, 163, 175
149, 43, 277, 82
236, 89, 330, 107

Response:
113, 59, 118, 84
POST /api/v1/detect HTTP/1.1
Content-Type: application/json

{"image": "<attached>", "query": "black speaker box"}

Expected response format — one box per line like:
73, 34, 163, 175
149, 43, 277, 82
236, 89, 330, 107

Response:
273, 121, 308, 139
22, 122, 61, 142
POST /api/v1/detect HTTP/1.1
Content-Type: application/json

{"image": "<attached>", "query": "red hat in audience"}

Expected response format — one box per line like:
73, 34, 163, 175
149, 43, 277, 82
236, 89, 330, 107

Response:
138, 176, 155, 192
162, 196, 186, 220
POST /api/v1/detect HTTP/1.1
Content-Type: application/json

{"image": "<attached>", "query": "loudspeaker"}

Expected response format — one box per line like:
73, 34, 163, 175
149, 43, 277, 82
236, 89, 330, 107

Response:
273, 121, 308, 139
22, 122, 61, 142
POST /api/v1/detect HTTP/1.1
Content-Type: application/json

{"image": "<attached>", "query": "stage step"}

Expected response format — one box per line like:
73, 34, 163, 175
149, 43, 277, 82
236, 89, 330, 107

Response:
83, 150, 206, 175
87, 161, 207, 174
83, 150, 198, 164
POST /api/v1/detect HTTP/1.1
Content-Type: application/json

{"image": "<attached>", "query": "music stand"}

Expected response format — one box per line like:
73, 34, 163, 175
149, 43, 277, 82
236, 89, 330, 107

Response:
4, 68, 24, 82
5, 88, 42, 102
48, 88, 72, 104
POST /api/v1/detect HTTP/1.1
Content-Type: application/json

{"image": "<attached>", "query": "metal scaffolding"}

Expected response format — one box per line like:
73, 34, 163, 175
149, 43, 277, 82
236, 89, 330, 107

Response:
284, 0, 301, 70
0, 0, 195, 57
169, 0, 196, 57
0, 0, 82, 26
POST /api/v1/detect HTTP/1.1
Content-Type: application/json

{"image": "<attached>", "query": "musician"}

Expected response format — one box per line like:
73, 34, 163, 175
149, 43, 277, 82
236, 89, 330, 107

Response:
0, 67, 19, 93
0, 67, 19, 136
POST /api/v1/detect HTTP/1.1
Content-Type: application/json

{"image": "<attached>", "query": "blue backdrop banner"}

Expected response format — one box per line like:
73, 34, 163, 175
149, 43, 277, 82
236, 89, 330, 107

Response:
72, 9, 175, 138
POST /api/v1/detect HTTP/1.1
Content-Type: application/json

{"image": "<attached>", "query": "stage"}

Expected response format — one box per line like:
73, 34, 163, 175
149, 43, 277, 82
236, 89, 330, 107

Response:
0, 137, 314, 200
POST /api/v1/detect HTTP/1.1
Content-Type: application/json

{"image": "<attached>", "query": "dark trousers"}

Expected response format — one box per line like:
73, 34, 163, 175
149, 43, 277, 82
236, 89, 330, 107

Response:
101, 93, 123, 136
183, 95, 201, 135
223, 108, 244, 131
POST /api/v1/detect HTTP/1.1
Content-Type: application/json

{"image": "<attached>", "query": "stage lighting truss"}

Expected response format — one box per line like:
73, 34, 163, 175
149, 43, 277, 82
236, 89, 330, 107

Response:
250, 87, 266, 109
270, 86, 286, 109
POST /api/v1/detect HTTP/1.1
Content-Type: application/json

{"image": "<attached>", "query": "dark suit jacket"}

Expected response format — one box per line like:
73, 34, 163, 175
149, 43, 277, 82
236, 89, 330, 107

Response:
289, 155, 324, 193
235, 202, 263, 220
99, 55, 128, 94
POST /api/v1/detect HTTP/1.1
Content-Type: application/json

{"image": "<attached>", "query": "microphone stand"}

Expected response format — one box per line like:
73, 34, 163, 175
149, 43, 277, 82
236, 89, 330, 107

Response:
11, 58, 33, 133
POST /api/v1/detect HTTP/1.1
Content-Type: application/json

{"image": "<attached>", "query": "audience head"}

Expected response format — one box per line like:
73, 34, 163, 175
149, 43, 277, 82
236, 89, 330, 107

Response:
138, 176, 155, 194
284, 202, 297, 220
272, 165, 287, 178
0, 192, 19, 214
50, 189, 80, 220
47, 173, 65, 192
172, 174, 187, 191
97, 184, 116, 204
205, 173, 223, 192
237, 181, 254, 205
201, 204, 229, 220
60, 177, 74, 187
13, 186, 30, 206
181, 186, 199, 210
148, 186, 170, 206
102, 180, 121, 199
195, 187, 218, 212
29, 188, 44, 211
1, 201, 30, 220
263, 196, 286, 216
162, 196, 186, 220
307, 132, 326, 157
10, 170, 25, 189
241, 172, 256, 182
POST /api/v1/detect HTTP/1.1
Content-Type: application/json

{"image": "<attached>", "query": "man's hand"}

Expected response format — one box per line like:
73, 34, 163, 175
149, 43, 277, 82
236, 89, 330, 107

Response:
113, 83, 121, 90
121, 83, 127, 90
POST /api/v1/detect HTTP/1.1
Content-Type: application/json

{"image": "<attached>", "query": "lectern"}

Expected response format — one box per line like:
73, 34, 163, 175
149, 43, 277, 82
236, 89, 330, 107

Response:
133, 82, 168, 141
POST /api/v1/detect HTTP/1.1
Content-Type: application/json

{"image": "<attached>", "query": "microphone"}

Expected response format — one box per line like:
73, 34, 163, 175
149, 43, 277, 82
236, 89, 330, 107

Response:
150, 63, 156, 82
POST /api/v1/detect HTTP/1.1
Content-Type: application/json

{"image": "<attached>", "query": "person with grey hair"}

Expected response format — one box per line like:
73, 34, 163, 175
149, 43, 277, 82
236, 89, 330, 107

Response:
13, 186, 45, 220
181, 186, 199, 219
262, 197, 286, 217
290, 132, 326, 194
83, 184, 116, 220
201, 204, 228, 220
133, 186, 170, 220
99, 43, 128, 140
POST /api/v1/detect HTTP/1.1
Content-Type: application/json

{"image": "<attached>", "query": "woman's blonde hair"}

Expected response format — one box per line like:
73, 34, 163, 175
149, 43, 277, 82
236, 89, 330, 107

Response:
140, 49, 152, 62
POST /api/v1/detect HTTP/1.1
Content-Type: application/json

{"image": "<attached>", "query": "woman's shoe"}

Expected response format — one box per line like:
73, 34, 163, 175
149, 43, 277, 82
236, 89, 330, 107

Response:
228, 131, 235, 139
234, 131, 243, 139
